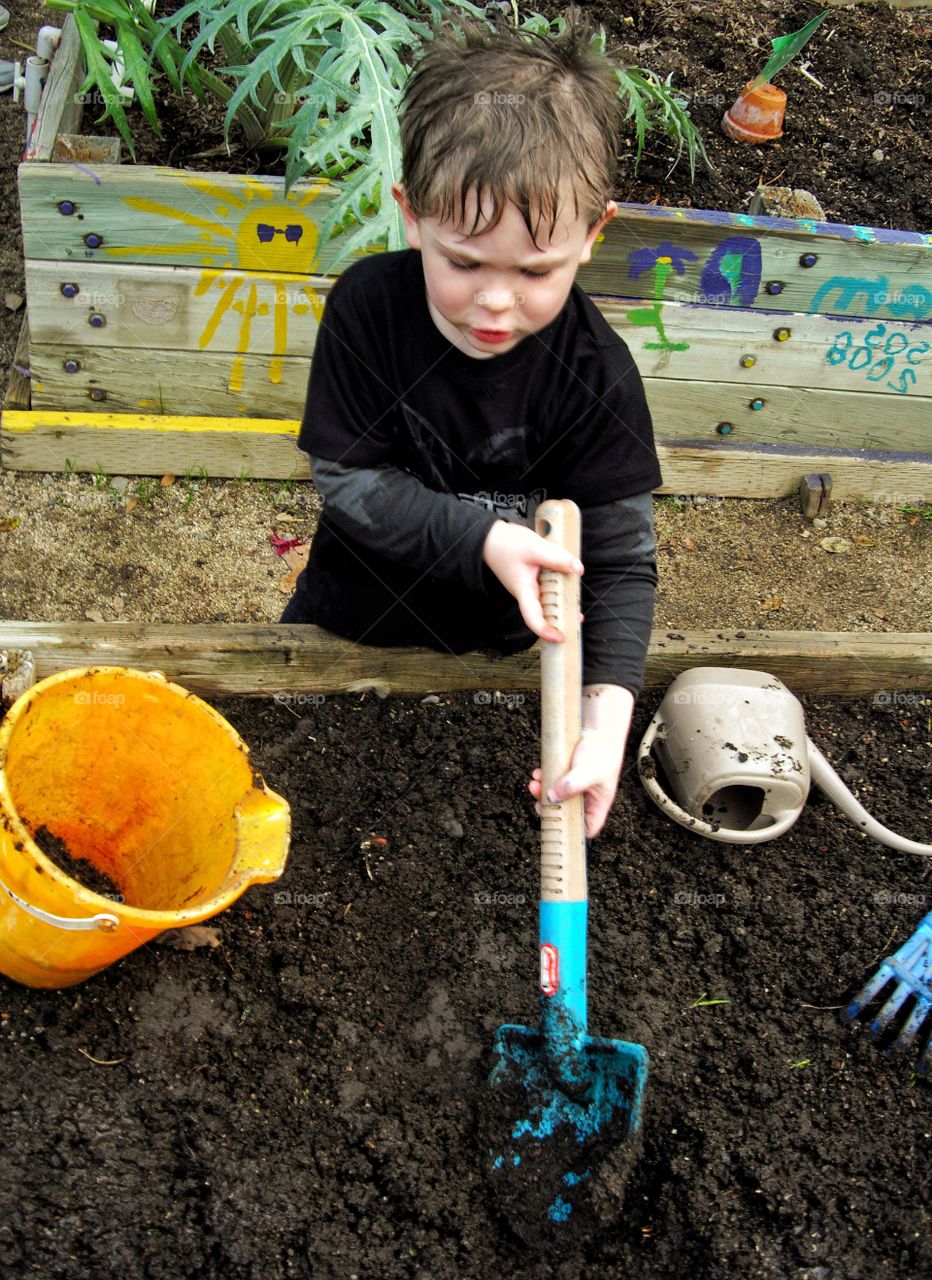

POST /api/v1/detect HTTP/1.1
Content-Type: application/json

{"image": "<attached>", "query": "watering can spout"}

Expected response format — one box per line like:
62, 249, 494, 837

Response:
233, 784, 291, 885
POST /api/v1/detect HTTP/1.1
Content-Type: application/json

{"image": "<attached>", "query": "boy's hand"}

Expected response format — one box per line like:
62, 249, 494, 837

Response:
528, 684, 635, 838
482, 520, 583, 642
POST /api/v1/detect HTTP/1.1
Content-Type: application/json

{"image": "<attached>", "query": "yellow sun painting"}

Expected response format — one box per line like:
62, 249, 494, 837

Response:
105, 173, 328, 397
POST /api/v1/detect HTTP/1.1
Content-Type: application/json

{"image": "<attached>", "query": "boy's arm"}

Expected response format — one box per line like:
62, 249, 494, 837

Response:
311, 457, 580, 637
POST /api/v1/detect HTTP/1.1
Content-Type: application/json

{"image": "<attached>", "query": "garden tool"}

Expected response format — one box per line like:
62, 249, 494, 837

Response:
638, 668, 932, 856
485, 499, 649, 1239
847, 911, 932, 1071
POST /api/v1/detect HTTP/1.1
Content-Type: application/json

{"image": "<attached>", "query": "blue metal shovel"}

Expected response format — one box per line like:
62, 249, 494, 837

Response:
486, 499, 649, 1236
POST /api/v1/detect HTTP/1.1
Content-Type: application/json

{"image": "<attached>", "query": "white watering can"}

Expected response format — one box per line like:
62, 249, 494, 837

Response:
637, 668, 931, 856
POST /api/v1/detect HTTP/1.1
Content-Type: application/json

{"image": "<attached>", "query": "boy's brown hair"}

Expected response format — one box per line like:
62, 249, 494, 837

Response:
398, 7, 622, 247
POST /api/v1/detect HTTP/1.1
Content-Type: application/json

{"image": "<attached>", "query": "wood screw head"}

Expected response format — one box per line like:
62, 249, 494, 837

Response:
774, 327, 792, 342
83, 233, 103, 249
799, 253, 818, 268
750, 398, 765, 411
739, 354, 756, 368
63, 359, 80, 373
766, 281, 785, 295
89, 313, 106, 328
60, 282, 79, 298
89, 387, 106, 401
57, 200, 76, 216
716, 422, 734, 435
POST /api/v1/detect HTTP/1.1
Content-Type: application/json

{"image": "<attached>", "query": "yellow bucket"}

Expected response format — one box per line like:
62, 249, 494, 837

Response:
0, 667, 291, 988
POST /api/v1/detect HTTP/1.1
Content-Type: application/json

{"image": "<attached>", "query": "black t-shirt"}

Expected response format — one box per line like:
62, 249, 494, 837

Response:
295, 249, 662, 661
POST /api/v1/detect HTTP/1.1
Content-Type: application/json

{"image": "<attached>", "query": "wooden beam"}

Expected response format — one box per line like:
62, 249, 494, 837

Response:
0, 624, 927, 696
25, 16, 85, 162
3, 411, 930, 500
18, 164, 932, 322
3, 316, 32, 412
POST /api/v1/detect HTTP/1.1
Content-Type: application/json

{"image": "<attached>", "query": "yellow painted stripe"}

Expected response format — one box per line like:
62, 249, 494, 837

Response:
1, 410, 300, 436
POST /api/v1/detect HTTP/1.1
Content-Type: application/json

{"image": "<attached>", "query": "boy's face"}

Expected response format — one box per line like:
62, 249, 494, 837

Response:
391, 183, 616, 360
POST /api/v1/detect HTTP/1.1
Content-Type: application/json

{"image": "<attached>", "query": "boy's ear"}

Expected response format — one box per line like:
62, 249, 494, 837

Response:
578, 201, 617, 266
391, 183, 422, 251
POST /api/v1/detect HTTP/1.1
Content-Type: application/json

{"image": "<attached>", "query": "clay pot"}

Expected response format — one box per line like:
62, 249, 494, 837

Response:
721, 80, 787, 143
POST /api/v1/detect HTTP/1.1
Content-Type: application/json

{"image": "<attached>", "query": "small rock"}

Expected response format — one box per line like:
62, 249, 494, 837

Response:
42, 474, 54, 486
693, 495, 708, 504
420, 694, 440, 705
812, 517, 828, 530
820, 536, 851, 554
872, 148, 884, 162
111, 476, 129, 492
4, 292, 24, 312
442, 818, 465, 839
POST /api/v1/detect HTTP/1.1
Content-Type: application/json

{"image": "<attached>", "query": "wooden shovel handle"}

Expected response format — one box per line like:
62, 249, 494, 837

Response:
535, 499, 587, 903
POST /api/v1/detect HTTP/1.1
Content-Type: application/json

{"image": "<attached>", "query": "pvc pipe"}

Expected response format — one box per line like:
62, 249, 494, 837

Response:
807, 738, 932, 858
24, 57, 49, 141
36, 27, 62, 62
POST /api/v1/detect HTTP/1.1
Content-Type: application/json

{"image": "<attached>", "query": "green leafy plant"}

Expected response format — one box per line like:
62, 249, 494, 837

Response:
52, 1, 710, 266
748, 9, 830, 91
690, 993, 731, 1009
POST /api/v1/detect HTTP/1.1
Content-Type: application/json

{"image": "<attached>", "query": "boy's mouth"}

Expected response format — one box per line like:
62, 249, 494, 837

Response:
470, 328, 514, 344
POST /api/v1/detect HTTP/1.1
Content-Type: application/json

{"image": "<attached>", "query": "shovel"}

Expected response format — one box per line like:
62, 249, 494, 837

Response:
484, 498, 649, 1238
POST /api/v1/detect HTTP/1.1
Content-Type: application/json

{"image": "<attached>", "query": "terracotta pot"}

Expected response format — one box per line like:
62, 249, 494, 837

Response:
721, 80, 787, 143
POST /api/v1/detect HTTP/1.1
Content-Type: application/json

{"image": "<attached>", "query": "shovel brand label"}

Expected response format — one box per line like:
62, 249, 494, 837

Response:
540, 943, 559, 996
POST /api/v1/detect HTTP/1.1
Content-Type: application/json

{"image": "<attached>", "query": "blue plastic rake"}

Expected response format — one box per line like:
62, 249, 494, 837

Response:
847, 911, 932, 1071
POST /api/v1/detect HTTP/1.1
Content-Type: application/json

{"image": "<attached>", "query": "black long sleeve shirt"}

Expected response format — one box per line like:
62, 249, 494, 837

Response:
289, 249, 662, 694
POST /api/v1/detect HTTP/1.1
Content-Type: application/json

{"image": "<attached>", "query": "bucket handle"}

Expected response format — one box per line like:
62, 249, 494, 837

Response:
0, 875, 120, 932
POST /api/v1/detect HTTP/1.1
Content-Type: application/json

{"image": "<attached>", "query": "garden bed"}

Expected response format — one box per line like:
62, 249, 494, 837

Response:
0, 687, 929, 1278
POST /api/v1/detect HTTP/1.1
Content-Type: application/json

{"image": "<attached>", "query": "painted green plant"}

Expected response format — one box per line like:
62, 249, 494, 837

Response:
45, 1, 711, 268
749, 9, 830, 91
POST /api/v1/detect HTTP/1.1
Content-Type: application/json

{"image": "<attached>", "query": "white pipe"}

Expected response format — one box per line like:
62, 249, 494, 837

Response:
36, 27, 62, 62
24, 57, 50, 140
807, 738, 932, 858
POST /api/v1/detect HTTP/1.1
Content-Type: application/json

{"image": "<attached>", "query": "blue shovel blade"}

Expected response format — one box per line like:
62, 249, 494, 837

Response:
486, 1022, 648, 1233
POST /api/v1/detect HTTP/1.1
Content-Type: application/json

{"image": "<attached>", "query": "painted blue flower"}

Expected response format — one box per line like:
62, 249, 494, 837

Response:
627, 241, 698, 279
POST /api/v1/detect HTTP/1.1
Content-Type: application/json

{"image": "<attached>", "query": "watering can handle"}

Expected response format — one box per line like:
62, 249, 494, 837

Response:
535, 499, 586, 903
0, 874, 119, 932
637, 713, 735, 841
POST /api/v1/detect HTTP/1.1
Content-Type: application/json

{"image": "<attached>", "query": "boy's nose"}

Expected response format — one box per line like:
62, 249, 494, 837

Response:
475, 287, 519, 313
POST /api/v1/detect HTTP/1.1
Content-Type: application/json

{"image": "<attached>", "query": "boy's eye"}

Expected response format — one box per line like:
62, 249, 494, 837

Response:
447, 258, 551, 280
448, 259, 478, 271
521, 269, 552, 280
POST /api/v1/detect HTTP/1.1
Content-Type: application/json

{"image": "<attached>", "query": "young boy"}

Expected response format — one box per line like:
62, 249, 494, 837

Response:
282, 12, 662, 838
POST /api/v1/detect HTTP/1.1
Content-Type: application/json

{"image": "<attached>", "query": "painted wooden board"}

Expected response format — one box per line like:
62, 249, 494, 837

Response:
579, 204, 932, 322
29, 343, 311, 418
0, 621, 927, 696
24, 342, 932, 452
18, 164, 932, 322
4, 316, 31, 412
603, 297, 932, 399
3, 410, 930, 501
24, 258, 329, 360
24, 259, 932, 406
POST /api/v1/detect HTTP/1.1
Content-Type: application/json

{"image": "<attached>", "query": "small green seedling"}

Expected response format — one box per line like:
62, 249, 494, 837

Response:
690, 993, 731, 1008
748, 10, 830, 92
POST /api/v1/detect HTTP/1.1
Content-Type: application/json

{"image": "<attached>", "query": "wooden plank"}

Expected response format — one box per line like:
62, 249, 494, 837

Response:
18, 164, 932, 321
25, 16, 85, 163
3, 409, 930, 500
602, 296, 932, 398
17, 163, 362, 277
29, 344, 311, 418
24, 343, 932, 451
580, 204, 932, 321
0, 408, 309, 479
25, 260, 932, 405
0, 623, 926, 696
654, 443, 932, 502
3, 315, 32, 411
24, 258, 329, 358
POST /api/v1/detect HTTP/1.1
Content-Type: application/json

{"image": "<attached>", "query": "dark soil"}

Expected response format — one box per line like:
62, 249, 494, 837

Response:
0, 688, 929, 1279
32, 824, 123, 901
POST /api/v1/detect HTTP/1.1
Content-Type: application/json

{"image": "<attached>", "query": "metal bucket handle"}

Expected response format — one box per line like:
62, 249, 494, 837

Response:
0, 875, 120, 932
